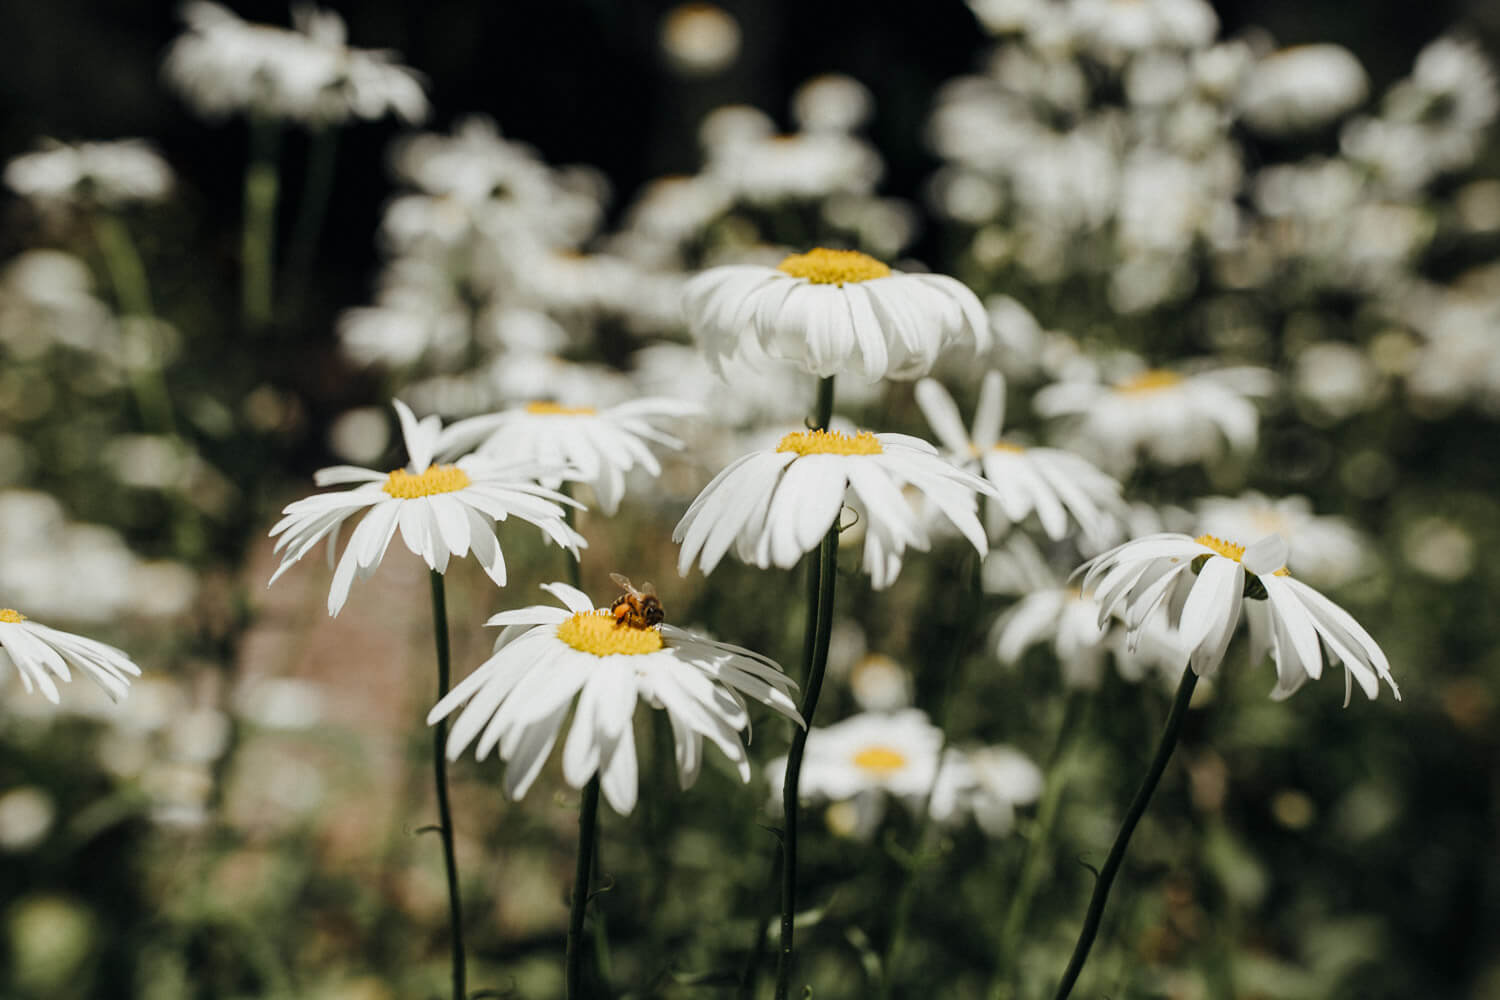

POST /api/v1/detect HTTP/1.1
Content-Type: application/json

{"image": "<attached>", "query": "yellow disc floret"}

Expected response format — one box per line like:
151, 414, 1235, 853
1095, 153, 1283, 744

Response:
0, 609, 26, 624
557, 610, 664, 656
383, 464, 472, 499
525, 402, 597, 416
1118, 370, 1184, 394
776, 429, 883, 456
852, 746, 908, 774
777, 248, 892, 286
1194, 534, 1247, 562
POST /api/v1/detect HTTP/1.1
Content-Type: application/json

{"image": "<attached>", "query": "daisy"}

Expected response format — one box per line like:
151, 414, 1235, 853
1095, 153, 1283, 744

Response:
0, 608, 141, 704
681, 247, 991, 381
767, 708, 943, 808
1194, 492, 1368, 588
673, 427, 994, 590
268, 399, 584, 616
916, 372, 1124, 546
1034, 360, 1273, 473
929, 745, 1043, 837
1078, 532, 1399, 703
427, 582, 802, 815
439, 397, 700, 515
1237, 45, 1369, 137
5, 139, 174, 209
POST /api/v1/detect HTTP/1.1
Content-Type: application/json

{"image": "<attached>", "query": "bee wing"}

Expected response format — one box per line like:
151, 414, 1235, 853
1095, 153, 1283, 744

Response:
640, 581, 657, 597
609, 572, 635, 593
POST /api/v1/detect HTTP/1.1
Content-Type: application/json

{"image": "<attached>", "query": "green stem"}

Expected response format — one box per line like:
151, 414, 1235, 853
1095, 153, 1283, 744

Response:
91, 212, 175, 435
242, 114, 281, 330
1052, 667, 1199, 1000
567, 774, 602, 999
428, 570, 467, 1000
284, 126, 340, 311
738, 850, 782, 1000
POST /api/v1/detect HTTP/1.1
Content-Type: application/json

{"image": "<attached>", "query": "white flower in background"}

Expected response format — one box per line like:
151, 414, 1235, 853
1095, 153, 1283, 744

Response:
1195, 493, 1368, 589
5, 139, 173, 208
164, 1, 428, 125
848, 653, 913, 712
268, 400, 584, 615
929, 745, 1043, 836
1079, 533, 1399, 703
658, 2, 741, 77
0, 251, 119, 360
1034, 360, 1273, 474
917, 372, 1124, 546
699, 104, 776, 152
675, 427, 993, 590
0, 608, 140, 704
1237, 45, 1369, 136
439, 397, 699, 515
682, 247, 990, 380
617, 175, 733, 260
428, 582, 801, 815
1069, 0, 1219, 64
768, 708, 942, 805
792, 74, 875, 133
706, 130, 882, 205
965, 0, 1045, 36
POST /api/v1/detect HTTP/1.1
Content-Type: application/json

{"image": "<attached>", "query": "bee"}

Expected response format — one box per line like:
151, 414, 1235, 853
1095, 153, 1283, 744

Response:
610, 573, 664, 630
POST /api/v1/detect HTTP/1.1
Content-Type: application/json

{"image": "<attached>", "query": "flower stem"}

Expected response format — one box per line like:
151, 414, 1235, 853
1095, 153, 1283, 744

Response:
242, 113, 281, 331
1052, 667, 1198, 1000
428, 569, 467, 1000
90, 212, 174, 435
567, 774, 602, 999
284, 125, 340, 313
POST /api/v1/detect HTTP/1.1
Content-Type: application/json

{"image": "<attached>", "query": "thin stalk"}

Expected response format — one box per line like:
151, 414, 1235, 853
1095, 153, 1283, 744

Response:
242, 113, 281, 330
738, 850, 782, 1000
428, 570, 467, 1000
567, 775, 602, 998
284, 125, 340, 311
774, 522, 838, 1000
1051, 667, 1199, 1000
91, 212, 174, 434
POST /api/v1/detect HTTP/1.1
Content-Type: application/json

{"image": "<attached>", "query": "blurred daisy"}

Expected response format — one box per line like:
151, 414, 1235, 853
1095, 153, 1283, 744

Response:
707, 131, 881, 205
439, 397, 700, 515
1034, 361, 1272, 473
0, 609, 140, 704
1237, 45, 1369, 137
1078, 533, 1399, 703
930, 745, 1043, 836
268, 400, 583, 615
674, 428, 993, 590
767, 708, 942, 808
682, 247, 990, 380
428, 582, 801, 815
1194, 492, 1368, 588
916, 372, 1124, 546
5, 139, 173, 208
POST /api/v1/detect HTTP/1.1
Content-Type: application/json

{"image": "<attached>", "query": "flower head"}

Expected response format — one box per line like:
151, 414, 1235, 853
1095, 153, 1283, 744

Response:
268, 400, 584, 615
0, 608, 141, 704
427, 582, 801, 815
674, 427, 994, 589
1077, 532, 1398, 703
682, 247, 990, 381
5, 139, 173, 209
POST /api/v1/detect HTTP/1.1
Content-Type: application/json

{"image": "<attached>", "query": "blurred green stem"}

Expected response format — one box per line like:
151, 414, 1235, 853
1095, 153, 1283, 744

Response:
285, 125, 340, 312
567, 775, 602, 999
428, 570, 467, 1000
775, 374, 838, 1000
91, 212, 174, 435
242, 113, 281, 330
1052, 667, 1198, 1000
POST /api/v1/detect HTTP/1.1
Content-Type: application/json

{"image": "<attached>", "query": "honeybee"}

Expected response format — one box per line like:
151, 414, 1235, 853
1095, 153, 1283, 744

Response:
609, 573, 664, 630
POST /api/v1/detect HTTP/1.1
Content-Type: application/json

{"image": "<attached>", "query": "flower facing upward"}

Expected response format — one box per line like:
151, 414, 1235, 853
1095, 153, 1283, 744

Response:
427, 582, 801, 815
681, 247, 990, 381
1077, 532, 1398, 703
674, 427, 994, 590
916, 372, 1125, 546
268, 400, 584, 615
439, 397, 701, 515
0, 609, 141, 704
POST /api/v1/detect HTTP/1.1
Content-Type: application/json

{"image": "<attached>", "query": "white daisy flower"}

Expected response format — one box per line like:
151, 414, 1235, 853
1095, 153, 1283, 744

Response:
0, 608, 141, 704
426, 582, 801, 816
681, 247, 991, 381
1034, 361, 1273, 473
439, 397, 699, 515
916, 372, 1124, 546
1236, 45, 1370, 137
674, 427, 993, 590
768, 708, 943, 805
268, 400, 584, 616
1077, 532, 1399, 703
929, 745, 1043, 837
5, 139, 173, 208
1194, 492, 1368, 589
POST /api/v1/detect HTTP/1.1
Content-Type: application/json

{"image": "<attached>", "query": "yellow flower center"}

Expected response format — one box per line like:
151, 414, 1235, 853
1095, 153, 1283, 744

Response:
852, 746, 908, 774
991, 441, 1025, 454
1117, 370, 1184, 394
776, 429, 883, 456
525, 402, 596, 416
1194, 534, 1246, 562
556, 610, 664, 656
777, 248, 892, 286
383, 464, 472, 499
0, 609, 26, 624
